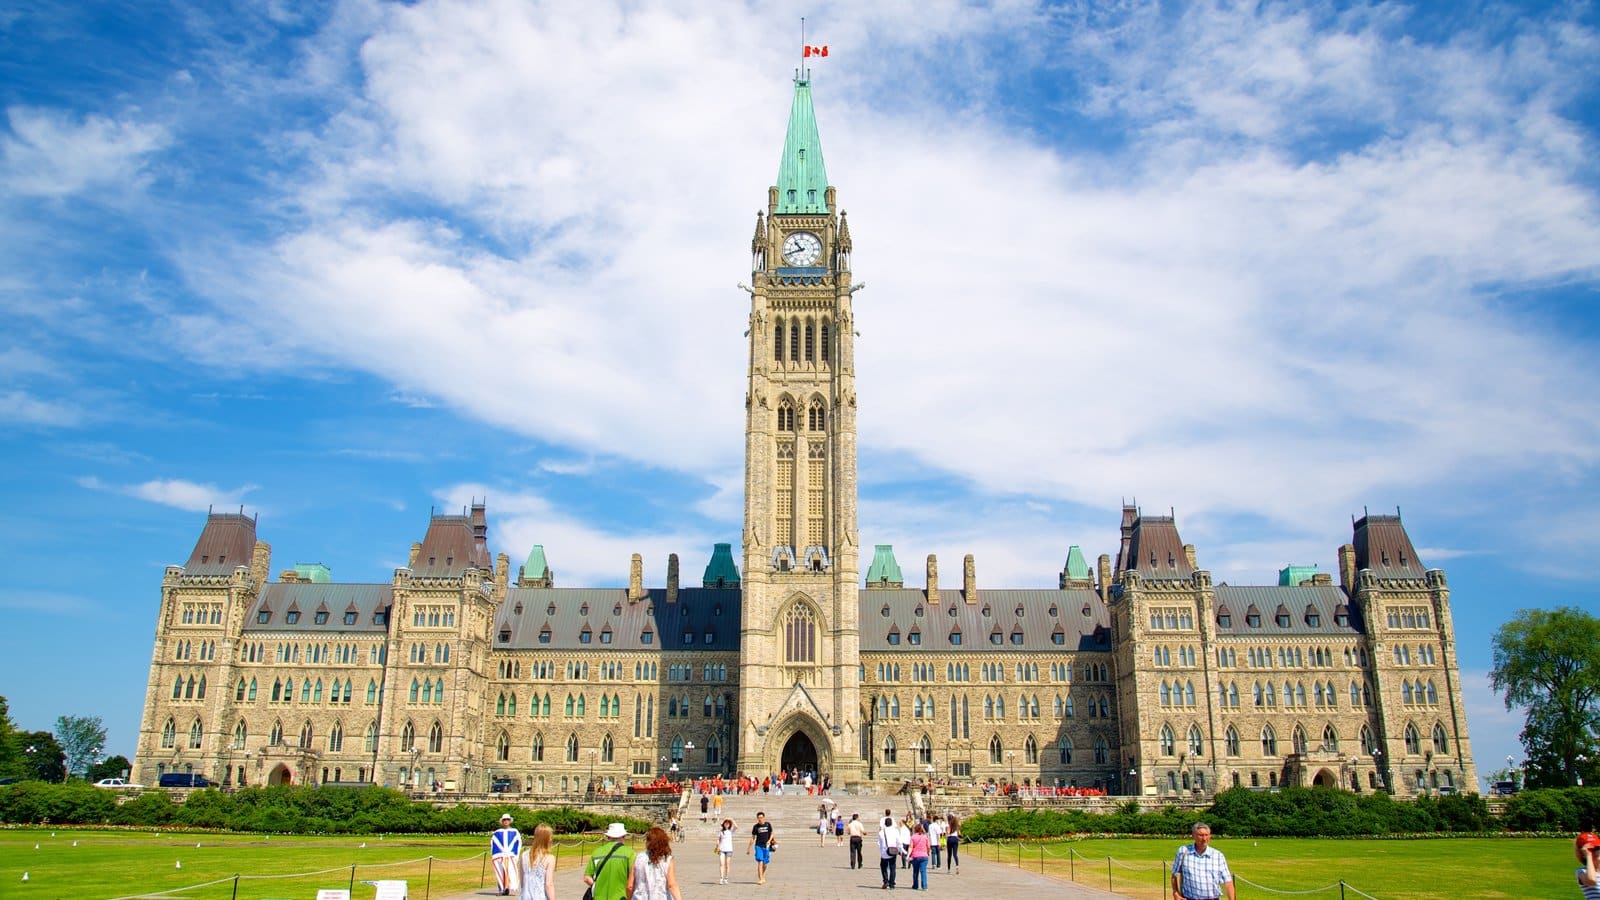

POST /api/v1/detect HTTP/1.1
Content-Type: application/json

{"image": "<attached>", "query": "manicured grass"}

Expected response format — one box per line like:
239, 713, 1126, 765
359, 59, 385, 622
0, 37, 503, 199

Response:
0, 828, 633, 899
969, 835, 1573, 899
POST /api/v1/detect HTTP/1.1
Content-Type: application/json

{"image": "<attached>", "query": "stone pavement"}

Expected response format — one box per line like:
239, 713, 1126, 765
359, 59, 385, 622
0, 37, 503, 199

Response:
439, 791, 1128, 899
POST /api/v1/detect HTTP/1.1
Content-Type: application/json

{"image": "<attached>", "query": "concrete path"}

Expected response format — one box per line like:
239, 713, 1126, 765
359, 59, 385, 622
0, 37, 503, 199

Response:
439, 791, 1128, 899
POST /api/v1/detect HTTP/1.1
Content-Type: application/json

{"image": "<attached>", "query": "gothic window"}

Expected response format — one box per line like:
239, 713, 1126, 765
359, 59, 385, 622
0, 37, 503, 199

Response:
778, 400, 796, 431
365, 722, 378, 753
820, 321, 830, 362
808, 399, 826, 431
566, 733, 579, 762
1322, 724, 1339, 752
329, 721, 344, 753
233, 719, 248, 749
1058, 736, 1072, 764
1261, 724, 1278, 756
784, 604, 816, 663
774, 322, 785, 361
1292, 725, 1307, 754
988, 735, 1003, 765
1094, 737, 1109, 764
1159, 725, 1175, 755
882, 735, 897, 764
161, 717, 176, 749
428, 721, 443, 753
603, 733, 615, 763
1432, 723, 1449, 753
1024, 735, 1038, 764
1426, 680, 1438, 705
790, 325, 800, 361
805, 322, 815, 361
531, 732, 544, 762
1189, 725, 1204, 757
298, 720, 312, 749
1225, 726, 1240, 756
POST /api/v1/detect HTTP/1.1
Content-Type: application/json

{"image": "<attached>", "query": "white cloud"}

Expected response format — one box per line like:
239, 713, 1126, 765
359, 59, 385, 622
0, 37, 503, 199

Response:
77, 475, 257, 513
1, 106, 169, 196
0, 390, 82, 427
133, 2, 1600, 575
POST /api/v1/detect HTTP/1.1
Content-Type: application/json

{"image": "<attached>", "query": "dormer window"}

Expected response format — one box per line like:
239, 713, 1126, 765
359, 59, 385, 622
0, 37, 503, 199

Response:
908, 630, 922, 646
1051, 627, 1066, 645
683, 632, 693, 645
285, 611, 300, 624
641, 629, 654, 644
257, 609, 271, 624
613, 604, 621, 615
1218, 613, 1232, 628
949, 630, 963, 646
887, 628, 901, 646
1010, 629, 1024, 645
513, 602, 523, 614
600, 628, 613, 644
548, 603, 557, 615
705, 631, 714, 644
344, 611, 358, 625
1381, 550, 1390, 566
538, 627, 551, 644
579, 603, 589, 616
1275, 612, 1290, 627
498, 628, 511, 643
314, 611, 328, 625
1246, 613, 1261, 628
579, 627, 592, 644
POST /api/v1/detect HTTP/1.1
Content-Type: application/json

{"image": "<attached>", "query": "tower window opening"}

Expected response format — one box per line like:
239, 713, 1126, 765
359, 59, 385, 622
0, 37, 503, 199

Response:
788, 189, 797, 203
790, 327, 800, 361
805, 323, 815, 361
774, 323, 785, 361
821, 322, 830, 362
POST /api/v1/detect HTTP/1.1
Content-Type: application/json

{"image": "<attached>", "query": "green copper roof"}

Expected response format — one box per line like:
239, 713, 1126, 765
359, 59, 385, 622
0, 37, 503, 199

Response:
293, 563, 332, 583
523, 545, 550, 580
775, 79, 830, 214
866, 545, 903, 585
703, 543, 740, 588
1064, 545, 1091, 580
1278, 564, 1320, 586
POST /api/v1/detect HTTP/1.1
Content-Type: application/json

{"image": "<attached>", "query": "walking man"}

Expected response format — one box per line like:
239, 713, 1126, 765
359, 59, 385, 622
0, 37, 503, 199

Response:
747, 810, 777, 885
584, 822, 632, 900
1172, 822, 1235, 900
847, 813, 866, 869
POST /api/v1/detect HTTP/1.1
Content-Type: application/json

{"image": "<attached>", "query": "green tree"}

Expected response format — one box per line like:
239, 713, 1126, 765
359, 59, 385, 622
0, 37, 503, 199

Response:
1491, 607, 1600, 787
0, 696, 17, 778
12, 731, 66, 782
88, 754, 132, 782
54, 715, 108, 779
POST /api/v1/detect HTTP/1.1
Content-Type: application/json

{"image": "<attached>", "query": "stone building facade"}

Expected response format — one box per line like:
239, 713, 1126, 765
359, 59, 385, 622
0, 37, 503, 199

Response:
132, 78, 1477, 799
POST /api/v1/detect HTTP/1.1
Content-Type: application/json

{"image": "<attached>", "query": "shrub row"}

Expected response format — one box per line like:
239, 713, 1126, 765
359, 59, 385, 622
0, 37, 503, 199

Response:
962, 786, 1527, 840
0, 781, 651, 836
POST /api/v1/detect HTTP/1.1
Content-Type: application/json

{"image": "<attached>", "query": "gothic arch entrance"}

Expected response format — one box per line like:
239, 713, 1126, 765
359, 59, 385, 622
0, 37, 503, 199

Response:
1312, 768, 1338, 788
781, 731, 818, 775
268, 764, 293, 786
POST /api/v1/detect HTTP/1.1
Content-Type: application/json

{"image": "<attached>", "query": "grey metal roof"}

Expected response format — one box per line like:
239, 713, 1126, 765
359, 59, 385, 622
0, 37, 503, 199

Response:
859, 589, 1112, 653
1353, 514, 1427, 579
1212, 584, 1364, 637
411, 508, 494, 578
495, 588, 742, 652
246, 584, 393, 634
1124, 516, 1195, 579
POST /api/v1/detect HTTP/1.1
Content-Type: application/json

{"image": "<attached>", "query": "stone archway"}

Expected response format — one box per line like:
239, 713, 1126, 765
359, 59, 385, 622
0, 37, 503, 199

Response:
1312, 768, 1338, 788
768, 714, 831, 778
267, 764, 294, 786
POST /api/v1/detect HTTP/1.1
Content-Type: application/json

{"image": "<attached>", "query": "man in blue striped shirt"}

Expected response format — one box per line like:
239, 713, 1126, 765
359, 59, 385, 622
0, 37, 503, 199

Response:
1172, 822, 1235, 900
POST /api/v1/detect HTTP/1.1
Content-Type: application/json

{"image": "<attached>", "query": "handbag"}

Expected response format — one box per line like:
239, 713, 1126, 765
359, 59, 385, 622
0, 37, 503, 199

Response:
582, 841, 625, 900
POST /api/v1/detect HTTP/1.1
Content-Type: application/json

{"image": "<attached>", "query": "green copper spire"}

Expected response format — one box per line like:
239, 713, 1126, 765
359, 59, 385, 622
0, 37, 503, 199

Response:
1063, 545, 1091, 581
776, 78, 830, 214
703, 543, 741, 588
866, 544, 903, 588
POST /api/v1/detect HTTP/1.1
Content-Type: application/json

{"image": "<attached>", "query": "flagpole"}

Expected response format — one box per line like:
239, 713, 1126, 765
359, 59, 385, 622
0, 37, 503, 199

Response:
800, 16, 806, 80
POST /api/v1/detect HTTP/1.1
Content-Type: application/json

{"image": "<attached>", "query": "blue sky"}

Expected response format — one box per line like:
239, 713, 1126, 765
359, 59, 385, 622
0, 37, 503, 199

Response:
2, 1, 1598, 788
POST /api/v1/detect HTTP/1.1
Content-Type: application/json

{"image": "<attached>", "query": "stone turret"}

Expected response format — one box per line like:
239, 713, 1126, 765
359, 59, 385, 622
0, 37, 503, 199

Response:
667, 553, 680, 603
926, 554, 939, 602
963, 554, 977, 603
628, 553, 645, 602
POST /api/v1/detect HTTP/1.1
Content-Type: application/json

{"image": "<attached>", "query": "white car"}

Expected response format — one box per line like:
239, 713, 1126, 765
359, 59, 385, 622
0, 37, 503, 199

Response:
93, 778, 143, 789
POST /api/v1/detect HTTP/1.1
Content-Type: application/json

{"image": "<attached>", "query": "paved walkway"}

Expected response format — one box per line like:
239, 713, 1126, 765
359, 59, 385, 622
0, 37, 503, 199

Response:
440, 792, 1127, 899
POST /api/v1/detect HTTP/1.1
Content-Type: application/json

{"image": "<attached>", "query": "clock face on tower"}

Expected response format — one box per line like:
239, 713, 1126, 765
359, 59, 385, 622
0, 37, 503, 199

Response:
781, 231, 823, 266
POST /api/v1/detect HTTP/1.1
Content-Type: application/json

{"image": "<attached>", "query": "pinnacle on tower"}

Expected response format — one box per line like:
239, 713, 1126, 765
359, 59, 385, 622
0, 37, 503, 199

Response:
775, 78, 830, 214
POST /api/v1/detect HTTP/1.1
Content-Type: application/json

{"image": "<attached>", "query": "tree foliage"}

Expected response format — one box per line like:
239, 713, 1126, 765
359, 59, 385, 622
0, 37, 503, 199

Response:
54, 715, 108, 779
1491, 607, 1600, 787
10, 730, 65, 782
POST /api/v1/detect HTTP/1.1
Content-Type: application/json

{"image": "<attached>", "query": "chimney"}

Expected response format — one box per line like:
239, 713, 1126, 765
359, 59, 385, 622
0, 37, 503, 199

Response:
926, 554, 939, 602
1183, 544, 1197, 569
496, 552, 509, 584
251, 541, 272, 587
1338, 544, 1357, 589
279, 569, 299, 584
1097, 554, 1112, 602
667, 554, 680, 603
963, 554, 977, 604
408, 542, 422, 569
629, 553, 645, 602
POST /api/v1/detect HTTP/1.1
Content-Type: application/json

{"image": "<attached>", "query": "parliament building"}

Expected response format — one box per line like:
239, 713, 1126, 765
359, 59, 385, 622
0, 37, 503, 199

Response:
133, 78, 1479, 800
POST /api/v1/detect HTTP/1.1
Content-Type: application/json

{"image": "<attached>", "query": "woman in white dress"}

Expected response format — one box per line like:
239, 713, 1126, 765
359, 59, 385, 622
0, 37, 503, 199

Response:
626, 825, 682, 900
518, 824, 556, 900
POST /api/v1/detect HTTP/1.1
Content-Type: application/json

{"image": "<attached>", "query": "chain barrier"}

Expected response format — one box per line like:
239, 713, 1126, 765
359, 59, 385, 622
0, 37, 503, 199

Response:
1233, 875, 1346, 894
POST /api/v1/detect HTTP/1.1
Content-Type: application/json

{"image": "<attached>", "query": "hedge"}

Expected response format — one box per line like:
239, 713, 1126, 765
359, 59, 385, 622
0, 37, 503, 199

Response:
0, 782, 651, 836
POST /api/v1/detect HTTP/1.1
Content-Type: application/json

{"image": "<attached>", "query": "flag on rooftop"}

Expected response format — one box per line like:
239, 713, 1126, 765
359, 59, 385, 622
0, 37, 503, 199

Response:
804, 45, 828, 57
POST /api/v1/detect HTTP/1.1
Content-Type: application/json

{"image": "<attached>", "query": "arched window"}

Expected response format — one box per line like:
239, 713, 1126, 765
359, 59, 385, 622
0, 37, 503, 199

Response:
299, 720, 313, 748
1058, 736, 1073, 764
805, 321, 815, 361
1403, 681, 1414, 704
988, 734, 1003, 765
882, 734, 897, 764
497, 731, 510, 761
1160, 682, 1172, 706
1292, 725, 1307, 754
161, 717, 176, 749
531, 733, 544, 762
820, 321, 831, 362
1359, 724, 1375, 753
329, 721, 344, 752
271, 719, 285, 746
1426, 680, 1438, 705
409, 679, 420, 703
1224, 726, 1240, 756
428, 721, 443, 753
777, 400, 795, 432
565, 733, 578, 762
1189, 725, 1204, 757
188, 718, 204, 749
774, 321, 785, 361
808, 399, 826, 431
1432, 723, 1449, 754
367, 680, 377, 704
1024, 734, 1038, 764
1404, 723, 1421, 754
1159, 725, 1176, 755
1261, 724, 1278, 756
1323, 724, 1339, 751
365, 721, 378, 753
233, 719, 248, 749
602, 733, 615, 763
784, 604, 816, 663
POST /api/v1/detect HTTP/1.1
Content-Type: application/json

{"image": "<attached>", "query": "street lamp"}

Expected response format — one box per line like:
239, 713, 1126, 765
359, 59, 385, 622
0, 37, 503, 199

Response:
685, 741, 696, 777
1128, 765, 1138, 796
588, 748, 598, 796
1007, 750, 1016, 787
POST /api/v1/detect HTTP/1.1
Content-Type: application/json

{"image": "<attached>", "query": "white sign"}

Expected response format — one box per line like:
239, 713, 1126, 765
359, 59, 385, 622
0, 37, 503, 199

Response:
316, 892, 350, 900
372, 881, 407, 900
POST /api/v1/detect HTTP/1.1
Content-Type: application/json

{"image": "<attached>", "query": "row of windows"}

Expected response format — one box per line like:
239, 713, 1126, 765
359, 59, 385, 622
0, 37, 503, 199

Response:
1216, 608, 1350, 629
1152, 646, 1198, 667
239, 641, 384, 666
775, 398, 828, 432
493, 732, 719, 766
173, 640, 217, 661
179, 603, 223, 625
256, 607, 378, 626
1148, 608, 1196, 630
411, 605, 457, 628
1393, 644, 1438, 666
1216, 680, 1372, 709
408, 643, 451, 664
518, 626, 718, 646
1157, 721, 1452, 759
1387, 607, 1432, 629
772, 318, 832, 365
874, 732, 1111, 767
868, 661, 1108, 684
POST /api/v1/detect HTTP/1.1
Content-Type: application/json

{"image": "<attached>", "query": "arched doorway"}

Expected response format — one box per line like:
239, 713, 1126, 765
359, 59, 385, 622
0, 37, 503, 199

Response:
1312, 768, 1338, 788
267, 764, 293, 786
781, 731, 818, 776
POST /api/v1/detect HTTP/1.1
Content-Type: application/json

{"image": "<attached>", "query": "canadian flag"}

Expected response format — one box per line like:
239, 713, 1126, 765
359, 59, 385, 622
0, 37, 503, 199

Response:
803, 45, 828, 57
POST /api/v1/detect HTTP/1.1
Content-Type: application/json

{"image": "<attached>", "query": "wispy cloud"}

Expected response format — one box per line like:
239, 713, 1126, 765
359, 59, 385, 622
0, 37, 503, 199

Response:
0, 589, 97, 615
0, 390, 82, 427
1, 106, 169, 196
77, 475, 257, 513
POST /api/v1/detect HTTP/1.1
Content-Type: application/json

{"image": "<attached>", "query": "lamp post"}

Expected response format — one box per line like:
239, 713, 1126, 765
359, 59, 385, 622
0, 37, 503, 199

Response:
1007, 750, 1016, 788
867, 695, 878, 780
588, 748, 597, 796
1128, 765, 1138, 796
685, 741, 696, 777
1371, 748, 1385, 792
463, 760, 472, 794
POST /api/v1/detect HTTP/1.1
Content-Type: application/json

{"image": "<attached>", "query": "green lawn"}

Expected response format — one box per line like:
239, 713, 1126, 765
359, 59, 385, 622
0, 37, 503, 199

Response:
0, 828, 630, 899
969, 835, 1573, 899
